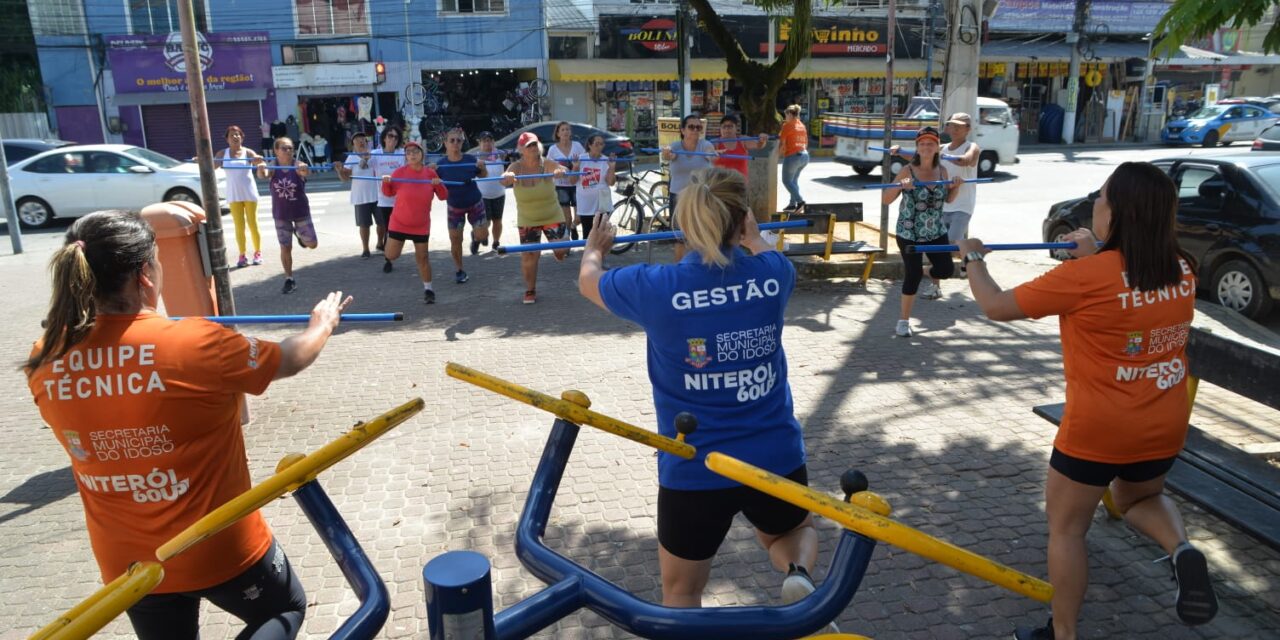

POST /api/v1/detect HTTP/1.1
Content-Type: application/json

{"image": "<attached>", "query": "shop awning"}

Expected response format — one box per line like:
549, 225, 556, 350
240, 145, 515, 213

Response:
550, 58, 926, 82
981, 39, 1150, 61
111, 88, 269, 107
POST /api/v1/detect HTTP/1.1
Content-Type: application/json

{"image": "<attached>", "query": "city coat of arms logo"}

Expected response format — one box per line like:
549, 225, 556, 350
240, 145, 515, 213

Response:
685, 338, 709, 369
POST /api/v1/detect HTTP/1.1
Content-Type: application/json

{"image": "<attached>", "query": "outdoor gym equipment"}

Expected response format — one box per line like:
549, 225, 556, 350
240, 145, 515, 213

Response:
862, 178, 994, 189
172, 313, 405, 324
868, 146, 962, 162
30, 399, 423, 640
221, 165, 333, 173
640, 147, 751, 160
350, 175, 466, 186
474, 172, 587, 182
496, 219, 813, 255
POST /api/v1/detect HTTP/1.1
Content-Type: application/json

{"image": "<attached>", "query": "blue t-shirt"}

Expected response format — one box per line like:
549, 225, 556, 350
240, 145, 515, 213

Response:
599, 248, 805, 490
435, 154, 483, 208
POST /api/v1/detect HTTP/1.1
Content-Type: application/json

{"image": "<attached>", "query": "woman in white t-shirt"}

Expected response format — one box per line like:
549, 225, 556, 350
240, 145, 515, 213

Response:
213, 125, 265, 268
546, 121, 585, 240
370, 127, 405, 259
572, 134, 617, 239
334, 131, 381, 258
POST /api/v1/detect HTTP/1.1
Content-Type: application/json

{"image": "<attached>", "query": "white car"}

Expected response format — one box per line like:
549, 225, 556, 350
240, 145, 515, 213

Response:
8, 144, 227, 228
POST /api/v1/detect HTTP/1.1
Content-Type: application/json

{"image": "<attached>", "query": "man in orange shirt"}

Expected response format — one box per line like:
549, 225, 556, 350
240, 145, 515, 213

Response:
26, 210, 352, 640
779, 104, 809, 211
958, 163, 1217, 640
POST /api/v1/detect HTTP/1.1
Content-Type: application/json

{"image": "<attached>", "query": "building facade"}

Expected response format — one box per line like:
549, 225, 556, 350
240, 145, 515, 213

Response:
28, 0, 547, 158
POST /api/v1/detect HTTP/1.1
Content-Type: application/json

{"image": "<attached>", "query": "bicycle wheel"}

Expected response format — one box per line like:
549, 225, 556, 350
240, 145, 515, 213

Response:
609, 197, 647, 255
647, 180, 670, 209
529, 78, 550, 98
647, 203, 673, 234
423, 131, 444, 153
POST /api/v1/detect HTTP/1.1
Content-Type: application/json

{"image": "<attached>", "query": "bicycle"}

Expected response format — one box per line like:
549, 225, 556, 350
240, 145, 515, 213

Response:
610, 167, 672, 255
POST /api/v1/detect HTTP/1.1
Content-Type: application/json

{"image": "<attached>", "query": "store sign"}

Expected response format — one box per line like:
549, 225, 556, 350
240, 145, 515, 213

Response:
272, 63, 377, 89
597, 15, 918, 59
989, 1, 1168, 35
106, 31, 272, 94
625, 18, 678, 53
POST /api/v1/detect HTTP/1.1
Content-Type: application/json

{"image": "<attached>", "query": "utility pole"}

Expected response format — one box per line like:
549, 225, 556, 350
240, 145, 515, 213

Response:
924, 0, 936, 94
178, 0, 234, 314
677, 0, 693, 116
1062, 0, 1091, 145
879, 0, 897, 252
0, 132, 22, 254
404, 0, 419, 142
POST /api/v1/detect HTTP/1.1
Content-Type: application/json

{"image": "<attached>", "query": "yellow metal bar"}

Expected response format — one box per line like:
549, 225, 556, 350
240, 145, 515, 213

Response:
30, 561, 164, 640
1101, 489, 1124, 520
704, 453, 1054, 603
859, 252, 877, 285
445, 362, 695, 459
156, 398, 424, 562
1186, 375, 1199, 414
823, 214, 836, 261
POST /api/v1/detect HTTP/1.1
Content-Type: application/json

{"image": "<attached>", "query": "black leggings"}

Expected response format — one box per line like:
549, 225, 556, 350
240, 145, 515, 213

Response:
897, 235, 955, 295
580, 215, 596, 239
126, 539, 306, 640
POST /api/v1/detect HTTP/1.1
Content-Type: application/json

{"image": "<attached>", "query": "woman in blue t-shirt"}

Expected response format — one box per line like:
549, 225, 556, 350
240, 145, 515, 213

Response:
578, 167, 832, 627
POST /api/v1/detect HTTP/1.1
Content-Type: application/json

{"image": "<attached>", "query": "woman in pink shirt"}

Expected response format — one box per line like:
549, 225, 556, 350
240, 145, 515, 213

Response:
381, 141, 448, 303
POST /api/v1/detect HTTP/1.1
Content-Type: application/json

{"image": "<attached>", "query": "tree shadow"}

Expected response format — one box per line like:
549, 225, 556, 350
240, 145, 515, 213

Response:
0, 466, 77, 527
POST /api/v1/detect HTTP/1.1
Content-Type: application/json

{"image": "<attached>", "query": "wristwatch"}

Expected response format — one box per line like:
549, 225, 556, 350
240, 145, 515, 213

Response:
963, 250, 985, 266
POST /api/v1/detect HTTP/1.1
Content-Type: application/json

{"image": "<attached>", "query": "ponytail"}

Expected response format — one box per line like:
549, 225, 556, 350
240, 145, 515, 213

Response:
675, 167, 749, 267
25, 211, 157, 373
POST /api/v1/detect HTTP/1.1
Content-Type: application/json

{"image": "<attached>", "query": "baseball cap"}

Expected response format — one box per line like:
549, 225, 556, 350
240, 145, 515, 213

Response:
477, 130, 494, 140
946, 113, 973, 126
403, 140, 423, 151
517, 131, 540, 148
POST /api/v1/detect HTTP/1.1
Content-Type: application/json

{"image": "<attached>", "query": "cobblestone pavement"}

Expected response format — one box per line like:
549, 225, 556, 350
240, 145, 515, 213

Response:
1, 180, 1278, 640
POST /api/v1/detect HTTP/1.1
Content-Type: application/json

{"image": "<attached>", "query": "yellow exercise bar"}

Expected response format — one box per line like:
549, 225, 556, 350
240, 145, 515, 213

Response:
445, 362, 695, 459
156, 398, 425, 562
29, 561, 164, 640
704, 453, 1054, 603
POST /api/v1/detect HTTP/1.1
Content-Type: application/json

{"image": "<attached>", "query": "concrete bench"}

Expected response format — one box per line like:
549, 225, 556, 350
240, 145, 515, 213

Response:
772, 203, 884, 285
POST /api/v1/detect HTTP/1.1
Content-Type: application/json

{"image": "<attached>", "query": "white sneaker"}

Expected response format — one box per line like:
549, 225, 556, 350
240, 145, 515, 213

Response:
895, 320, 913, 337
919, 280, 942, 300
782, 564, 840, 635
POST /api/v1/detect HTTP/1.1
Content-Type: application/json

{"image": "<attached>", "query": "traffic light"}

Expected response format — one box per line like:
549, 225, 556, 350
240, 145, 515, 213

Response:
375, 61, 386, 84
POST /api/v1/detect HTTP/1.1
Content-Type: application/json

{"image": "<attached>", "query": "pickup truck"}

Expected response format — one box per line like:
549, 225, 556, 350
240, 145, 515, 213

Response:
823, 96, 1019, 178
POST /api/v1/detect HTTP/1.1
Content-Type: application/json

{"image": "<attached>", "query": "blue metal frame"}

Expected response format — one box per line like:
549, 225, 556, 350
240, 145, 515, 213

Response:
293, 481, 391, 640
486, 418, 878, 640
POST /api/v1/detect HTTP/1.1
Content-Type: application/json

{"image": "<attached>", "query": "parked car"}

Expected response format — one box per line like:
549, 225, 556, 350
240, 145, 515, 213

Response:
1161, 103, 1279, 147
3, 138, 74, 165
8, 144, 226, 229
1253, 124, 1280, 151
1042, 155, 1280, 319
469, 122, 635, 165
1219, 96, 1280, 114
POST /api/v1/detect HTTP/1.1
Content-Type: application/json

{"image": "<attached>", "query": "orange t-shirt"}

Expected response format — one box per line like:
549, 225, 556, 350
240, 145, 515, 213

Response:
27, 312, 282, 593
1014, 251, 1197, 463
780, 120, 808, 157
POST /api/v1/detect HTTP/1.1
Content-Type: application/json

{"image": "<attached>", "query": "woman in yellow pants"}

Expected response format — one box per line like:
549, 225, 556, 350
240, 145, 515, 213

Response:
216, 125, 265, 267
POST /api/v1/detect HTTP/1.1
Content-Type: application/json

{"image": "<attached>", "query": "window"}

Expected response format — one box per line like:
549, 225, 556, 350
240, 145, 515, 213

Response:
978, 107, 1009, 126
30, 0, 85, 36
296, 0, 370, 36
1251, 165, 1280, 202
123, 147, 183, 169
25, 153, 88, 174
1177, 167, 1226, 208
128, 0, 209, 35
441, 0, 506, 15
550, 36, 588, 60
87, 152, 139, 174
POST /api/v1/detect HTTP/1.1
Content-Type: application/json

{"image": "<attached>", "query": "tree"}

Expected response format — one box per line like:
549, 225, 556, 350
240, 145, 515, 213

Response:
688, 0, 816, 134
1153, 0, 1280, 56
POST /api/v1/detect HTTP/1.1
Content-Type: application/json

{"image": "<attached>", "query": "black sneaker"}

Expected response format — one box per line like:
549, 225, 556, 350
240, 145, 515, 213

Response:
470, 239, 481, 255
376, 240, 385, 252
361, 249, 371, 259
423, 289, 436, 304
281, 278, 297, 294
296, 234, 306, 249
382, 259, 393, 273
570, 227, 580, 240
455, 270, 468, 284
1172, 543, 1217, 625
1013, 617, 1053, 640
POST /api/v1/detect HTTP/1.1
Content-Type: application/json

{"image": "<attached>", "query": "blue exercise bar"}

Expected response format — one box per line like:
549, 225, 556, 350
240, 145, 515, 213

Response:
221, 164, 333, 172
171, 313, 404, 324
863, 178, 994, 189
351, 175, 466, 186
708, 135, 776, 143
474, 171, 586, 182
903, 241, 1101, 253
496, 219, 813, 254
639, 148, 750, 160
868, 146, 962, 162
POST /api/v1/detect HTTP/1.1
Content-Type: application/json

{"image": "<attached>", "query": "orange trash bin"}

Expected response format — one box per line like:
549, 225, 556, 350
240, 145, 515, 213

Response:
140, 201, 218, 317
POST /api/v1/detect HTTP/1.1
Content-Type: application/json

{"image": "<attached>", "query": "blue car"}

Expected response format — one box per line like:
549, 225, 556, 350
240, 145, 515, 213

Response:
1163, 102, 1279, 147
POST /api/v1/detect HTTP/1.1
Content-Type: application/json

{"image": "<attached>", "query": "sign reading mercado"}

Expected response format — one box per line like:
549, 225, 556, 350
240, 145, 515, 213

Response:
106, 31, 273, 94
597, 15, 918, 59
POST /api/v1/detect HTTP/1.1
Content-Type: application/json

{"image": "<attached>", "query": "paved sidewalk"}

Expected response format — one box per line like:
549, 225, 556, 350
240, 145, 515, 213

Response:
1, 213, 1277, 639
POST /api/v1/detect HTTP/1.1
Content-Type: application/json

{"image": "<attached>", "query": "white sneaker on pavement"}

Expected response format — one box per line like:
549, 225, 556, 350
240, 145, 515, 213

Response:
895, 320, 913, 337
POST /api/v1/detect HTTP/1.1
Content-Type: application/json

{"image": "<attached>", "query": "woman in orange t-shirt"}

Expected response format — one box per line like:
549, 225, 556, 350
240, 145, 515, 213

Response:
958, 163, 1216, 640
25, 210, 352, 640
778, 104, 809, 210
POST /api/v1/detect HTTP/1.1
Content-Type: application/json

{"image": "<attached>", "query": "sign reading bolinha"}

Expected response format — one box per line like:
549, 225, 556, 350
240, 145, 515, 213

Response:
106, 31, 273, 94
597, 15, 918, 59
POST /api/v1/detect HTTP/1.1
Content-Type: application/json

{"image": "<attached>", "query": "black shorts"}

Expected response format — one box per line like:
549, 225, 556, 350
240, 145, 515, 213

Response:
377, 206, 393, 227
1050, 448, 1178, 487
658, 464, 809, 561
483, 195, 505, 221
354, 202, 378, 227
126, 539, 305, 640
387, 229, 430, 244
555, 185, 576, 208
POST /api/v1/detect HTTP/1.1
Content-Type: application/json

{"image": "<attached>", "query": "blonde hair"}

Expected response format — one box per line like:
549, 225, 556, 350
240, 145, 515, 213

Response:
675, 167, 749, 267
784, 104, 801, 117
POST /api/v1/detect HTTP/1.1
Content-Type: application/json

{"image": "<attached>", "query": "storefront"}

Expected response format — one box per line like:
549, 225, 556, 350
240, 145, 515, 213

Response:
415, 68, 543, 145
552, 14, 925, 147
272, 61, 392, 162
105, 31, 276, 160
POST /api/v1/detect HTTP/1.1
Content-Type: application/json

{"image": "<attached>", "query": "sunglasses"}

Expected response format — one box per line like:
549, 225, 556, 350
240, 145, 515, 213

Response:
686, 126, 703, 131
447, 138, 465, 143
386, 133, 399, 138
277, 146, 294, 151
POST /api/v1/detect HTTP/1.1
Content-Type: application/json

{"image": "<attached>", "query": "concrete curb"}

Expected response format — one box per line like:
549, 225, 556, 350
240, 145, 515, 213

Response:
790, 253, 906, 281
